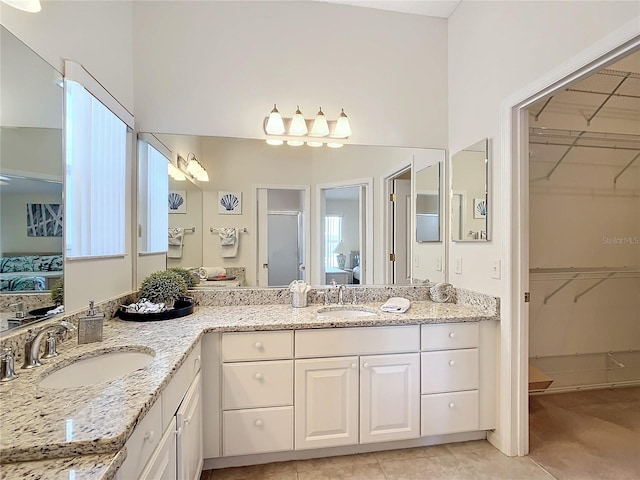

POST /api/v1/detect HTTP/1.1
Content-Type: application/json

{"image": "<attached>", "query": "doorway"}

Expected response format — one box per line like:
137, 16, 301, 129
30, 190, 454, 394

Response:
385, 168, 412, 284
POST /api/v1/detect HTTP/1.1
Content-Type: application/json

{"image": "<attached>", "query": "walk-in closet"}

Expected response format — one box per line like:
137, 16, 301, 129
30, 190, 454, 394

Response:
526, 50, 640, 480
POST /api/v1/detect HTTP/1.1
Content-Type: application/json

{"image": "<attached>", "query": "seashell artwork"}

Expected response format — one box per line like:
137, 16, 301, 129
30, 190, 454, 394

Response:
168, 191, 186, 214
218, 191, 242, 214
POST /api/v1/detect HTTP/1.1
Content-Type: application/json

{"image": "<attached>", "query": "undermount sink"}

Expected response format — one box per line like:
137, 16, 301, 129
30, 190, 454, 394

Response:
39, 348, 155, 389
316, 306, 377, 318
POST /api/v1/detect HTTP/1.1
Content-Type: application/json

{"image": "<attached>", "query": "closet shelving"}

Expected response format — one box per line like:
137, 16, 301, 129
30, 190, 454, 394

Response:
529, 127, 640, 183
529, 267, 640, 304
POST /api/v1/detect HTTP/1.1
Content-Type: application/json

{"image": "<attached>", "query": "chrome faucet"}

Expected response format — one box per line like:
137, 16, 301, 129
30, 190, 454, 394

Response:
337, 284, 347, 305
22, 321, 76, 369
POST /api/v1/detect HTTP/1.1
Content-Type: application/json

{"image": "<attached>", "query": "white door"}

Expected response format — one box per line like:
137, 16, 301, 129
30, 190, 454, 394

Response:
139, 418, 177, 480
177, 372, 203, 480
295, 357, 359, 450
392, 178, 411, 284
360, 353, 420, 444
268, 212, 301, 286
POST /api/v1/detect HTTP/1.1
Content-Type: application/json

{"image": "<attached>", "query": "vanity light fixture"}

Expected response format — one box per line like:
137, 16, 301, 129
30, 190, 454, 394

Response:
177, 153, 209, 182
1, 0, 41, 13
263, 105, 352, 147
168, 162, 186, 181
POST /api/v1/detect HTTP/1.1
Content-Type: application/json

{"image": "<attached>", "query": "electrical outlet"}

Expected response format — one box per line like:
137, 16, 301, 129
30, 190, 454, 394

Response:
491, 260, 501, 279
435, 257, 442, 272
454, 258, 463, 274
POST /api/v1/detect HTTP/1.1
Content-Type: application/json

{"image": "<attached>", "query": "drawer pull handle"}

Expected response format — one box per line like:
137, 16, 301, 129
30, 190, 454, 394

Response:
449, 332, 456, 339
254, 342, 263, 350
255, 419, 263, 427
254, 373, 263, 380
351, 363, 357, 369
194, 356, 201, 369
363, 362, 369, 368
449, 403, 455, 409
143, 430, 155, 443
449, 360, 455, 366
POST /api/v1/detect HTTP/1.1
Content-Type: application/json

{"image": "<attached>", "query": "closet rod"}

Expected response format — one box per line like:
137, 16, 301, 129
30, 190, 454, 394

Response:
614, 152, 640, 186
565, 87, 640, 100
529, 141, 640, 153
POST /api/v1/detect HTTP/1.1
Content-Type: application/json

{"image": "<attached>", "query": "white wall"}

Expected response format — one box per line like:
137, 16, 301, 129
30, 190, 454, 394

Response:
448, 0, 639, 296
132, 1, 448, 148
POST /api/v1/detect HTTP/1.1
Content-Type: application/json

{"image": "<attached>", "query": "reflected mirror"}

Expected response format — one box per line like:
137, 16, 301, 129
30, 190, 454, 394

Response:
415, 163, 440, 242
451, 138, 489, 242
138, 133, 446, 286
1, 26, 64, 332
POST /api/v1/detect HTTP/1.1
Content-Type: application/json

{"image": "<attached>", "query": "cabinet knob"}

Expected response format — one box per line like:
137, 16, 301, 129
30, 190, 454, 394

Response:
143, 430, 155, 443
363, 362, 369, 368
449, 403, 455, 409
449, 332, 456, 339
255, 419, 263, 427
449, 360, 455, 366
194, 355, 201, 369
254, 372, 263, 380
351, 363, 357, 369
254, 342, 263, 350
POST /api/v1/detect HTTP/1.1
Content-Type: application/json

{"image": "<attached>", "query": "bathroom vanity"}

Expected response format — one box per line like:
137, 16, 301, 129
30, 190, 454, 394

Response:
0, 290, 498, 480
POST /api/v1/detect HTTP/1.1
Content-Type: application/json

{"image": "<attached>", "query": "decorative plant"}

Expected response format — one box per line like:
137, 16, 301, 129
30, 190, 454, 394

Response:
139, 270, 188, 307
168, 267, 198, 289
51, 278, 64, 306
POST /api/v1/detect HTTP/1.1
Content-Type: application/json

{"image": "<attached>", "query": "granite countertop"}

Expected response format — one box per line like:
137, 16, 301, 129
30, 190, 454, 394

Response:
0, 299, 498, 479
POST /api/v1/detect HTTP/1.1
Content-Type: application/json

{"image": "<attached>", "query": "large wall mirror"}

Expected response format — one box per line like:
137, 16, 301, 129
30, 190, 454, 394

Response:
451, 138, 489, 242
137, 133, 446, 287
0, 26, 64, 332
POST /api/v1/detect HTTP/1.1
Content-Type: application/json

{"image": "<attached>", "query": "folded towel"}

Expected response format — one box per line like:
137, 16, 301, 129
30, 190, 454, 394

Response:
124, 298, 167, 314
380, 297, 411, 313
219, 227, 239, 257
198, 266, 226, 280
168, 227, 184, 258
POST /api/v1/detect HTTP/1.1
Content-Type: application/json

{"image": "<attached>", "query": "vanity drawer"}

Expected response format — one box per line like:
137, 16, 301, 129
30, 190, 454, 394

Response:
295, 326, 420, 358
421, 323, 479, 351
421, 349, 479, 394
117, 397, 163, 480
222, 331, 293, 362
223, 360, 293, 410
421, 390, 479, 436
223, 406, 294, 456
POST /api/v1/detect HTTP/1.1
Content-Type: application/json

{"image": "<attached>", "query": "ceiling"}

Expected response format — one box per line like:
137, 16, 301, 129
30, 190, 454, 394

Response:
315, 0, 462, 18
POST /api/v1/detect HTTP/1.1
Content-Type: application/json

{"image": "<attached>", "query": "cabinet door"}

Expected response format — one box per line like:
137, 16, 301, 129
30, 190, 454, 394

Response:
295, 357, 359, 450
177, 372, 203, 480
360, 353, 420, 444
139, 418, 177, 480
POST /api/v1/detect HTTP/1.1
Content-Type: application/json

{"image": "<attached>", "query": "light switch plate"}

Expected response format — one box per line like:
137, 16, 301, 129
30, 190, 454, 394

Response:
414, 255, 420, 268
435, 257, 442, 272
454, 257, 462, 274
491, 260, 501, 279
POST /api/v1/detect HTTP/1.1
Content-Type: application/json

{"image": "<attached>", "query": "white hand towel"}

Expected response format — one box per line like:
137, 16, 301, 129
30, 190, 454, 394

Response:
168, 227, 184, 258
219, 227, 239, 258
198, 266, 226, 280
380, 297, 411, 313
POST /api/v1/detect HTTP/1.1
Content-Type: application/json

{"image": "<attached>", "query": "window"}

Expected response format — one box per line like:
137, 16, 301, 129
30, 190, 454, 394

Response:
65, 80, 127, 257
138, 140, 169, 253
324, 214, 342, 268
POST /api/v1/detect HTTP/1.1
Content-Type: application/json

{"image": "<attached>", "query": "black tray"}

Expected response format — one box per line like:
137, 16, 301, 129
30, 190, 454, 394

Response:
28, 306, 59, 319
118, 297, 194, 322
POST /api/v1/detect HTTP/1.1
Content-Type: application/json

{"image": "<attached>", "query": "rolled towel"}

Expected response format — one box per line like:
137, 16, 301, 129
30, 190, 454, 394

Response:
198, 266, 226, 280
380, 297, 411, 313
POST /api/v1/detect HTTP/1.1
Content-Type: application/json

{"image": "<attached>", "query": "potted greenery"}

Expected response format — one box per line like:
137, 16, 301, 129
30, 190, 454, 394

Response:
51, 278, 64, 306
167, 267, 199, 289
139, 270, 188, 308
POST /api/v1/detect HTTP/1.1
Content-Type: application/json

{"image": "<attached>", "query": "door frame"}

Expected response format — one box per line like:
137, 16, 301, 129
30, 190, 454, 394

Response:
254, 184, 311, 287
498, 22, 639, 457
382, 164, 412, 284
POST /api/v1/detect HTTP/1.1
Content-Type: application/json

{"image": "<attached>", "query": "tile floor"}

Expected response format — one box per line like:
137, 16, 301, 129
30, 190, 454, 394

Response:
200, 440, 554, 480
529, 386, 640, 480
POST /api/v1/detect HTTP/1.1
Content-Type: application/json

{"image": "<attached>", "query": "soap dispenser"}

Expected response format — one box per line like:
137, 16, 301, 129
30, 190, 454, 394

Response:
78, 300, 104, 344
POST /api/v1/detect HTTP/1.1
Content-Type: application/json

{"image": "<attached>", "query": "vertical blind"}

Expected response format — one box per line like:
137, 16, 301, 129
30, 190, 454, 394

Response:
324, 214, 342, 268
65, 80, 126, 257
138, 140, 168, 253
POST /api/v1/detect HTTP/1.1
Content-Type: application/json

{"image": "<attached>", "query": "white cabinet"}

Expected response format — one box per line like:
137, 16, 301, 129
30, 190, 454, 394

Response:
177, 372, 203, 480
139, 418, 177, 480
223, 406, 294, 456
295, 357, 359, 450
360, 353, 420, 444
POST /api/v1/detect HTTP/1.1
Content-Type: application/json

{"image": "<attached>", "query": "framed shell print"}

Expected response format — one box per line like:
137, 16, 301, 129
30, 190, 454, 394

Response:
218, 191, 242, 215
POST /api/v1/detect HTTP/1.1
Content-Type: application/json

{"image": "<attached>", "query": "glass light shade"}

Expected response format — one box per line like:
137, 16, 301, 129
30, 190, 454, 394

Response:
331, 109, 352, 138
333, 240, 349, 255
287, 140, 304, 147
1, 0, 41, 13
168, 163, 186, 181
266, 138, 283, 146
310, 108, 330, 137
265, 104, 285, 135
289, 106, 308, 136
306, 141, 323, 148
327, 142, 344, 149
196, 170, 209, 182
186, 160, 200, 176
